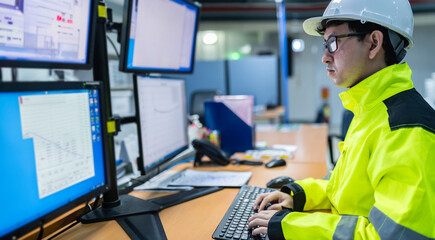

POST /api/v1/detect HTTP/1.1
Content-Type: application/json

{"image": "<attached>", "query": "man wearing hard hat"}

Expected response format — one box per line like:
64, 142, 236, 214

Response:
248, 0, 435, 239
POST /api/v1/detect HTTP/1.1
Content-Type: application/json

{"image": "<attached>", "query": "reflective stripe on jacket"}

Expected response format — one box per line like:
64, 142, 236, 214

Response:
268, 63, 435, 240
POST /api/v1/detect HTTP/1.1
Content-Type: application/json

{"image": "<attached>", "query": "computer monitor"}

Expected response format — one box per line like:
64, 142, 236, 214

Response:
0, 82, 111, 239
228, 56, 280, 107
0, 0, 96, 69
119, 0, 201, 74
134, 75, 189, 175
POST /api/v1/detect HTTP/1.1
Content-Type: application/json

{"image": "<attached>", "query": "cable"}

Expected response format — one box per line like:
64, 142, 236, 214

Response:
46, 202, 91, 240
37, 220, 44, 240
46, 221, 79, 240
92, 194, 101, 210
107, 36, 120, 59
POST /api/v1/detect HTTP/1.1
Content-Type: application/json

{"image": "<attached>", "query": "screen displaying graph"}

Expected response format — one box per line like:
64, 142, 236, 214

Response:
0, 84, 106, 238
136, 76, 188, 171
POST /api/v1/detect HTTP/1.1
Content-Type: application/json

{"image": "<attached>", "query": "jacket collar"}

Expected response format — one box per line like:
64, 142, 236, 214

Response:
339, 63, 414, 116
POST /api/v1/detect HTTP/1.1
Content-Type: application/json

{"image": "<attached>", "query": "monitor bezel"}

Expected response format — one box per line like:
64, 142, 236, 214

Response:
0, 81, 112, 240
0, 0, 98, 70
133, 74, 189, 176
119, 0, 201, 75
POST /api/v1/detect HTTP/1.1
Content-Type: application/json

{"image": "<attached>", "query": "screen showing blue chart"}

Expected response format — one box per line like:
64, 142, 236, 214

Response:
0, 0, 93, 65
122, 0, 199, 73
136, 76, 188, 172
0, 87, 106, 238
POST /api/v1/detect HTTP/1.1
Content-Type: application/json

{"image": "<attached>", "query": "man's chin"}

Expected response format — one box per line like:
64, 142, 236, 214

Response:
332, 79, 348, 88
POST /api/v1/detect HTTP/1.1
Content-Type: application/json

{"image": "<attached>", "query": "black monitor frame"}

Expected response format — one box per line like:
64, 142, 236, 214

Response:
119, 0, 201, 75
0, 81, 112, 240
133, 75, 189, 176
0, 0, 98, 70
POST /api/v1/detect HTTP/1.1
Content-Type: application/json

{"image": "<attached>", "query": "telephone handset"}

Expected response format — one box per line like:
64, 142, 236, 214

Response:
192, 139, 230, 166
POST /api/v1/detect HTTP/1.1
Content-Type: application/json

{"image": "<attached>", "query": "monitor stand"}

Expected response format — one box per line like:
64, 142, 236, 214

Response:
117, 212, 167, 240
80, 195, 160, 223
80, 186, 222, 223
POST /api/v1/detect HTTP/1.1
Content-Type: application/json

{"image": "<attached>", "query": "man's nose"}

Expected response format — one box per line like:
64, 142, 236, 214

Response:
322, 49, 332, 64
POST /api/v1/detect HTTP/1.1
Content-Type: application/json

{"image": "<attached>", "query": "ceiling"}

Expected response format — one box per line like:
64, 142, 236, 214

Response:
106, 0, 435, 21
197, 0, 435, 21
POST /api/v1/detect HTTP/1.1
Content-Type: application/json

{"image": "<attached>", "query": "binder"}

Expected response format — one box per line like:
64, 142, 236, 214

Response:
204, 95, 255, 155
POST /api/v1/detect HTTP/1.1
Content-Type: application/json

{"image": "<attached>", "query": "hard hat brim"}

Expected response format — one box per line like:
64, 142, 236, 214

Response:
303, 16, 325, 36
303, 15, 363, 37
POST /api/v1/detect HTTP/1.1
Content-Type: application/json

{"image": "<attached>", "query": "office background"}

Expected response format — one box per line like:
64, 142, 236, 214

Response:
2, 0, 434, 134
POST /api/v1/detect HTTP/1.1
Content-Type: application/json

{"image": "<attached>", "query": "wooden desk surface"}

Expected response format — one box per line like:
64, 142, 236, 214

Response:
43, 124, 328, 240
50, 161, 327, 240
256, 124, 328, 163
254, 106, 285, 120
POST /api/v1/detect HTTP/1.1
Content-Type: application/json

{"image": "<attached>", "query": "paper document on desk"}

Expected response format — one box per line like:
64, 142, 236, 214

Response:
134, 170, 193, 191
169, 169, 252, 187
245, 144, 297, 159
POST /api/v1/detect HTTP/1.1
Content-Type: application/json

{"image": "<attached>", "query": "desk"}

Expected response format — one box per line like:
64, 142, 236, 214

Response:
46, 162, 327, 240
254, 106, 285, 123
39, 124, 328, 240
256, 124, 328, 163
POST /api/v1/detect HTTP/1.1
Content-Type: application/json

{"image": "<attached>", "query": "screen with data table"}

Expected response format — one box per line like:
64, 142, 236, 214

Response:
0, 0, 96, 68
0, 82, 109, 239
135, 76, 189, 174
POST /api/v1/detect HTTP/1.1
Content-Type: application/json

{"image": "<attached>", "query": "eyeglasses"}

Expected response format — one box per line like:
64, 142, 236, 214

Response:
323, 32, 369, 53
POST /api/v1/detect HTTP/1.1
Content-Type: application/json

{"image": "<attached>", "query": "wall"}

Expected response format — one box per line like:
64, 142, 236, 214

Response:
406, 24, 435, 95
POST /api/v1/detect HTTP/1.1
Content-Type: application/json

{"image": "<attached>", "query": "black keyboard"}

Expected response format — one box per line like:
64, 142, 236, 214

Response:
212, 185, 275, 240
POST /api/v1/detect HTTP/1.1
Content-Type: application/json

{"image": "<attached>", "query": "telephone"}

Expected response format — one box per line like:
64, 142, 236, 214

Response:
192, 139, 230, 166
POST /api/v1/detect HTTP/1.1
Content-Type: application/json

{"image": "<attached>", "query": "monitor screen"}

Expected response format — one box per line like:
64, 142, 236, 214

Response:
0, 0, 96, 69
134, 76, 189, 174
120, 0, 200, 74
0, 82, 110, 239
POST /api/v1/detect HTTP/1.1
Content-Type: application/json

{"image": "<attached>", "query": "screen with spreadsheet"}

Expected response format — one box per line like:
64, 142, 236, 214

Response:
0, 0, 96, 68
119, 0, 200, 74
134, 76, 188, 174
0, 82, 109, 239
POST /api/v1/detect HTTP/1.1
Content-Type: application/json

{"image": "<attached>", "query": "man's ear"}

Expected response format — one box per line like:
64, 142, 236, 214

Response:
368, 30, 384, 60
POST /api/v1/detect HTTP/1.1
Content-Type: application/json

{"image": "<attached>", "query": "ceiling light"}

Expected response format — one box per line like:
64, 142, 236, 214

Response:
292, 39, 305, 52
203, 32, 218, 45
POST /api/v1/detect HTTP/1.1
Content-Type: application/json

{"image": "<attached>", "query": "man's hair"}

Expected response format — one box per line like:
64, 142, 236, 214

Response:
316, 20, 404, 66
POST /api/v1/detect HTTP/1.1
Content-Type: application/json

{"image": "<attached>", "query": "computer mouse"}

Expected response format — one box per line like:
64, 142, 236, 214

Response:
265, 158, 286, 168
266, 176, 295, 188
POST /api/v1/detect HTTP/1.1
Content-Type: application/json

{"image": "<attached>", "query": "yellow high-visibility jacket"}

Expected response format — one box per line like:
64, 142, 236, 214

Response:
268, 63, 435, 240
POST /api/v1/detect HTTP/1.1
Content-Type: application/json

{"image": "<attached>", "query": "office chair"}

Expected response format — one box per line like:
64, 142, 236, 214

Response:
328, 109, 354, 168
190, 90, 221, 124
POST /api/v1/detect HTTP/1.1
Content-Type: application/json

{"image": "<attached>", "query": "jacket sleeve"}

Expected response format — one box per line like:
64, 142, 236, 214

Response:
269, 128, 435, 240
279, 141, 346, 212
268, 210, 379, 240
281, 178, 331, 211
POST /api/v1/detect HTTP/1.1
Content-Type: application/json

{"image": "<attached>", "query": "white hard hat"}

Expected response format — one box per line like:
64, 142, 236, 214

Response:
303, 0, 414, 49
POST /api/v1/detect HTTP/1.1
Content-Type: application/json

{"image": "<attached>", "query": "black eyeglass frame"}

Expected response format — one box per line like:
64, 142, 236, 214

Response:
323, 32, 369, 53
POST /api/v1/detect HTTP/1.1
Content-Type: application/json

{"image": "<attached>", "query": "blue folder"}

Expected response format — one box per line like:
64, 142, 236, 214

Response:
204, 101, 255, 155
